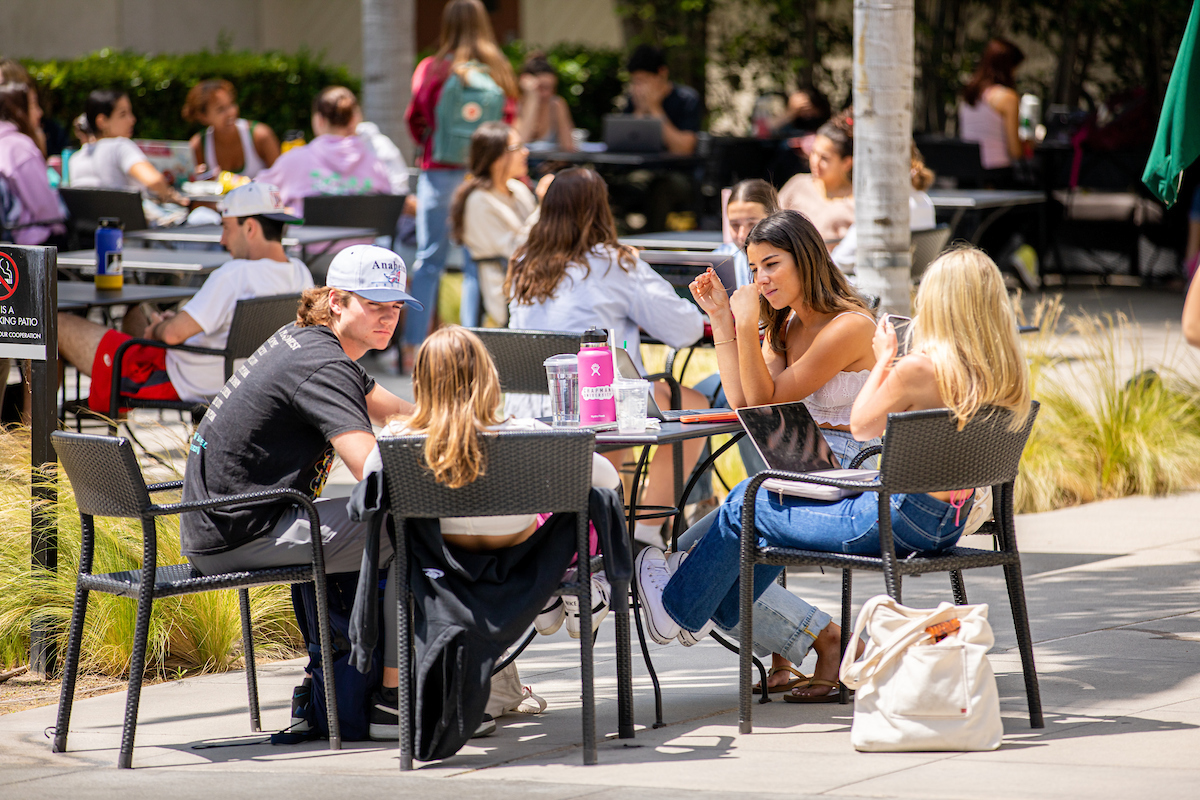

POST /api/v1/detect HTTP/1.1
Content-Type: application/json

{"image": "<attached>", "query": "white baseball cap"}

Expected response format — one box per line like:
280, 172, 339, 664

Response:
219, 183, 303, 223
326, 245, 423, 308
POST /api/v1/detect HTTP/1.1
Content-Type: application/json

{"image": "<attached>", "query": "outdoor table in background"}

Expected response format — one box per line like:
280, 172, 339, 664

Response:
57, 248, 227, 278
56, 282, 200, 311
528, 149, 704, 170
128, 224, 376, 262
620, 230, 724, 250
927, 188, 1047, 245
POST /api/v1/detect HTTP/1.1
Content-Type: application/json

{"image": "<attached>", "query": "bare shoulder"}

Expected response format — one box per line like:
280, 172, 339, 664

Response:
251, 122, 279, 144
987, 85, 1019, 112
892, 353, 942, 406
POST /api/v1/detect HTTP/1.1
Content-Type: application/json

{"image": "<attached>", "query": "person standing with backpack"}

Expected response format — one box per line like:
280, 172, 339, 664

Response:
403, 0, 517, 370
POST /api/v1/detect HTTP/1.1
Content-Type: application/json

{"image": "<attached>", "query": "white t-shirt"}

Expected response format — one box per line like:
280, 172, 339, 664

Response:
67, 137, 148, 193
166, 257, 314, 402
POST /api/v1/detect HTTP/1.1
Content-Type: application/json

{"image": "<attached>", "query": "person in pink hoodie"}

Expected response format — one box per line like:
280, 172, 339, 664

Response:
255, 86, 392, 218
0, 81, 65, 245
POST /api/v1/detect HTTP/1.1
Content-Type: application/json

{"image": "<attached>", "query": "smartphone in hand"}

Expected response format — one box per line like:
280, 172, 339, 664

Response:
888, 314, 913, 359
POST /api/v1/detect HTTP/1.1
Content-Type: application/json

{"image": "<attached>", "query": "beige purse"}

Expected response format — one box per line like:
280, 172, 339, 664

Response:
840, 595, 1002, 752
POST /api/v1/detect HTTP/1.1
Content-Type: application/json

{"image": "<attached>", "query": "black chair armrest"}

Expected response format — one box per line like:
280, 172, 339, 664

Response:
110, 337, 226, 413
152, 486, 316, 518
147, 480, 184, 492
746, 468, 883, 496
849, 445, 883, 468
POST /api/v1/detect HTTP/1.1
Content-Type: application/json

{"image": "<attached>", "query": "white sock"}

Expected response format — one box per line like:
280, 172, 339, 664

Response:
634, 522, 663, 547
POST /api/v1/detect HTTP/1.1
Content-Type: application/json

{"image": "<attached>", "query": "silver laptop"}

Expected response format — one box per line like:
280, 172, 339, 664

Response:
636, 250, 741, 297
735, 402, 878, 500
603, 115, 663, 153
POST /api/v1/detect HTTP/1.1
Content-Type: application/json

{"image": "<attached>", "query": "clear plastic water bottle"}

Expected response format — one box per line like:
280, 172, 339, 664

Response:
577, 326, 615, 424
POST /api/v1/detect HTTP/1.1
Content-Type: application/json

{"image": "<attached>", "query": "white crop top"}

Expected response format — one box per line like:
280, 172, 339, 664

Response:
796, 310, 873, 427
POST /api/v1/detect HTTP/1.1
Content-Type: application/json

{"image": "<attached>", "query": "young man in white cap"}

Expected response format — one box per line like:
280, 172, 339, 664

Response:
180, 244, 425, 739
57, 182, 314, 414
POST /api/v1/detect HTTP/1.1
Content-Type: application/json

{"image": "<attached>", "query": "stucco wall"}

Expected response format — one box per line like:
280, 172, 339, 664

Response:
519, 0, 621, 49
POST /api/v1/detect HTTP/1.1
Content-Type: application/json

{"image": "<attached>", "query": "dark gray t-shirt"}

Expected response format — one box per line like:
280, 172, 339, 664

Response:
181, 324, 376, 556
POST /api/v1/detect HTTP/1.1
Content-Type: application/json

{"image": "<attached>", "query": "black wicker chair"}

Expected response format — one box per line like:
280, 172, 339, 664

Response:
377, 429, 633, 769
302, 194, 407, 242
85, 293, 302, 434
59, 187, 147, 249
49, 431, 341, 768
467, 328, 579, 395
911, 224, 953, 282
736, 404, 1043, 734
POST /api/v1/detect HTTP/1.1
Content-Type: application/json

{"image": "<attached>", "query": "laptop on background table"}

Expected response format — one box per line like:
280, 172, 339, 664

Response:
735, 402, 878, 501
603, 115, 664, 153
636, 250, 740, 298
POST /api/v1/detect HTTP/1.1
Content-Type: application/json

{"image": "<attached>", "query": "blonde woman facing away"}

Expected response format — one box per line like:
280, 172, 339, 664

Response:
641, 246, 1031, 702
362, 326, 621, 736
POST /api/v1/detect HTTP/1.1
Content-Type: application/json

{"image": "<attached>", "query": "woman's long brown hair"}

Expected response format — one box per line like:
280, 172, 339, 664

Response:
962, 38, 1025, 106
744, 210, 871, 356
434, 0, 519, 98
507, 167, 637, 305
449, 121, 512, 243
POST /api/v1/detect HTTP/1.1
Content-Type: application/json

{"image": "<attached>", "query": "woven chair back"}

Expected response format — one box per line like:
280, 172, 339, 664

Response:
878, 402, 1039, 495
223, 293, 303, 379
378, 429, 594, 519
52, 432, 152, 518
468, 328, 580, 395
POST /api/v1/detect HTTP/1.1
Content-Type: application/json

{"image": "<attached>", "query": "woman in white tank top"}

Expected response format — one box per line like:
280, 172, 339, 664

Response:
686, 209, 880, 693
183, 79, 280, 179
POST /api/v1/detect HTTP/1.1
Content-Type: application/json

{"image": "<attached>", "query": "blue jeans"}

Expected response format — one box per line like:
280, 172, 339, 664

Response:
404, 169, 466, 345
663, 480, 968, 632
674, 427, 878, 657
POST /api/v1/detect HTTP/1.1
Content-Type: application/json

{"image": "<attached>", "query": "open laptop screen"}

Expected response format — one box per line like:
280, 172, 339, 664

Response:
735, 402, 842, 473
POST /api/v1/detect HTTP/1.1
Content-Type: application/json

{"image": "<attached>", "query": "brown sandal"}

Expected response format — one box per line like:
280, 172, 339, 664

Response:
752, 664, 810, 694
782, 678, 850, 704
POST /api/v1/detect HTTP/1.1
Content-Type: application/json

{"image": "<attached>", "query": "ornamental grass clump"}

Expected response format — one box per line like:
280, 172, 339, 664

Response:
1015, 302, 1200, 513
0, 426, 302, 677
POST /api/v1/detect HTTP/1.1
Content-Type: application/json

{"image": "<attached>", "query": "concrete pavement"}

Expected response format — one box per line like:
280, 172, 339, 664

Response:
2, 488, 1198, 799
9, 284, 1198, 798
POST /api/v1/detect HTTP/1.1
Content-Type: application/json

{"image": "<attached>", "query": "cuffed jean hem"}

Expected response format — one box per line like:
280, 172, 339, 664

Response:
717, 583, 832, 663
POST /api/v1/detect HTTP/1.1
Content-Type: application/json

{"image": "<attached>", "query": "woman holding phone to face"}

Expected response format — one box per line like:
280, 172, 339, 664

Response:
679, 210, 879, 693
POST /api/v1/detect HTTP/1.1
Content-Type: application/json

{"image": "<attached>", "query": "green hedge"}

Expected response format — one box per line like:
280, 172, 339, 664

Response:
21, 43, 624, 150
21, 48, 360, 144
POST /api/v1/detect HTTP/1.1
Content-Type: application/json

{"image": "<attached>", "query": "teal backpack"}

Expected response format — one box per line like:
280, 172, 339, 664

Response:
431, 61, 506, 166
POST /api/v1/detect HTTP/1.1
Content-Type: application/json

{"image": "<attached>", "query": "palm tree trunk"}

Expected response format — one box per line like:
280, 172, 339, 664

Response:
853, 0, 915, 315
361, 0, 416, 161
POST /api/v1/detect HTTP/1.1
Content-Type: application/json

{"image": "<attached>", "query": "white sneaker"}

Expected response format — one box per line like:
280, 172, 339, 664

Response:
664, 550, 713, 646
535, 596, 566, 635
635, 547, 679, 644
564, 571, 611, 639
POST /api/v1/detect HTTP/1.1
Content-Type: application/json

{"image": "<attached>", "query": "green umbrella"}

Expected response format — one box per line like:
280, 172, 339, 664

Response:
1144, 0, 1200, 207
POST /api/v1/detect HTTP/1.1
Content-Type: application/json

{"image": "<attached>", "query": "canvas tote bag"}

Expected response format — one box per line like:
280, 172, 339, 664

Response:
839, 595, 1003, 752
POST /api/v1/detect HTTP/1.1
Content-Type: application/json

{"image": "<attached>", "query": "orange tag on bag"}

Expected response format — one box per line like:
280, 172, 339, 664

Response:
925, 618, 961, 643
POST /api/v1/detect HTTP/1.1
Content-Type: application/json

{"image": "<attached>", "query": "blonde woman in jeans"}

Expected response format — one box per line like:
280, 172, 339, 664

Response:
644, 245, 1031, 701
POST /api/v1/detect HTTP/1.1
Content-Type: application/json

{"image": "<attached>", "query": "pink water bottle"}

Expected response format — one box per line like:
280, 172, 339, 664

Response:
577, 326, 615, 424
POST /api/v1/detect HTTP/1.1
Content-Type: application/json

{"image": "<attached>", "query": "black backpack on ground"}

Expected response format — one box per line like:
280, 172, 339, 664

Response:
288, 571, 385, 741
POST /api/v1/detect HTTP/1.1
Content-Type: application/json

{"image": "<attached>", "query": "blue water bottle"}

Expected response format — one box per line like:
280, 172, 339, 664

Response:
95, 217, 123, 290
